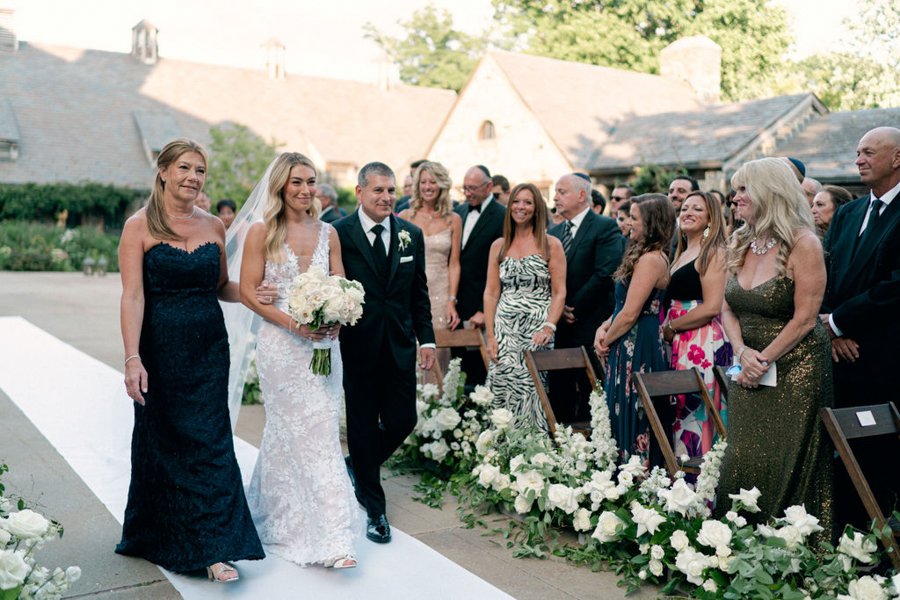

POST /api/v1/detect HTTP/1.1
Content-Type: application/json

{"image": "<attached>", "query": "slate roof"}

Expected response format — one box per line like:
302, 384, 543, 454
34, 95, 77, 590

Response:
488, 50, 703, 170
774, 107, 900, 181
589, 94, 818, 173
0, 42, 456, 187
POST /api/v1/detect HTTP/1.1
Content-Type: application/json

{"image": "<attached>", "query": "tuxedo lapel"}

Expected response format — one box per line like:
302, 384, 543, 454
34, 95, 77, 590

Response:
845, 199, 900, 288
346, 212, 382, 283
464, 202, 498, 253
387, 216, 401, 284
569, 211, 596, 259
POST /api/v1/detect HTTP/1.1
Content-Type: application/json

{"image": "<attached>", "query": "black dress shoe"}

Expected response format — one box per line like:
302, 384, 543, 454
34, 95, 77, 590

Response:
366, 514, 391, 544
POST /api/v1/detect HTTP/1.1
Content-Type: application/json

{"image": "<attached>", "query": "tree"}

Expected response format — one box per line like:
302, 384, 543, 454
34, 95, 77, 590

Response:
364, 5, 486, 92
205, 124, 280, 208
491, 0, 792, 102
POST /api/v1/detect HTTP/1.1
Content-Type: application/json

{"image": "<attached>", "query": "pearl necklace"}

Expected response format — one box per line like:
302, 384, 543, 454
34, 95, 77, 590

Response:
167, 209, 195, 220
750, 237, 776, 255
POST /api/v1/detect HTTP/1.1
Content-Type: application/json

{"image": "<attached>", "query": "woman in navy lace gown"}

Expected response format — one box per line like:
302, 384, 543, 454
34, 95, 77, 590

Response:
117, 139, 264, 582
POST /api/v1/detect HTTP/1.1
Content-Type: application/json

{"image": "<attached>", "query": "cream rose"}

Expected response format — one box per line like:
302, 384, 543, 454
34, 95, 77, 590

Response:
592, 511, 625, 543
5, 509, 50, 539
489, 408, 514, 430
514, 494, 533, 515
434, 407, 461, 431
658, 479, 699, 516
670, 529, 690, 551
469, 385, 494, 406
547, 484, 579, 515
0, 549, 29, 590
696, 520, 732, 551
573, 508, 592, 532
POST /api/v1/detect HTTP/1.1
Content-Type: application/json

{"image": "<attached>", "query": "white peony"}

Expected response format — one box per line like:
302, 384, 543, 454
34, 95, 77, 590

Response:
514, 494, 533, 515
434, 407, 461, 431
489, 408, 514, 430
630, 502, 666, 537
469, 385, 494, 406
573, 508, 592, 532
696, 520, 732, 551
514, 470, 546, 496
728, 487, 762, 513
547, 484, 580, 514
670, 529, 690, 551
838, 531, 878, 564
782, 505, 823, 536
838, 576, 889, 600
592, 511, 625, 543
658, 479, 699, 516
4, 509, 50, 539
0, 549, 29, 590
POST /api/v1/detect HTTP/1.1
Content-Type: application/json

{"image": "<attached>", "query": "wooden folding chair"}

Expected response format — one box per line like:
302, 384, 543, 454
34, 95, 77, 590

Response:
524, 347, 599, 437
430, 328, 490, 389
820, 402, 900, 570
633, 368, 727, 477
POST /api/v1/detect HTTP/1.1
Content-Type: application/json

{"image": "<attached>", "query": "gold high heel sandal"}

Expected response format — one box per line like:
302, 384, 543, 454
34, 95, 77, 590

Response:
206, 562, 239, 582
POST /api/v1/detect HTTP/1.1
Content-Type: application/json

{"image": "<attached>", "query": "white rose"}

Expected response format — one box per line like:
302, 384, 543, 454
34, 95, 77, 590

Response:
477, 463, 500, 488
728, 487, 762, 512
434, 407, 462, 431
841, 575, 888, 600
702, 579, 718, 593
725, 510, 747, 527
515, 470, 545, 495
658, 479, 699, 516
630, 502, 666, 537
573, 508, 592, 532
592, 511, 625, 543
838, 531, 878, 564
0, 529, 9, 546
775, 525, 803, 549
469, 385, 494, 406
427, 438, 450, 462
650, 544, 665, 560
475, 430, 494, 455
514, 494, 533, 515
530, 453, 553, 466
675, 548, 710, 586
782, 505, 822, 536
419, 384, 440, 401
509, 454, 526, 473
696, 520, 732, 551
890, 573, 900, 596
670, 529, 690, 551
489, 408, 514, 430
0, 549, 29, 590
494, 473, 511, 492
66, 566, 81, 583
619, 455, 645, 478
5, 509, 50, 539
649, 559, 664, 577
547, 484, 580, 514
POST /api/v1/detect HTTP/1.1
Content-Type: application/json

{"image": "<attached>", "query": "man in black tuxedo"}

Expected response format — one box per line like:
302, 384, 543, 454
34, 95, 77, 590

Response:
548, 174, 625, 421
316, 183, 346, 223
822, 126, 900, 528
334, 162, 435, 544
453, 165, 506, 386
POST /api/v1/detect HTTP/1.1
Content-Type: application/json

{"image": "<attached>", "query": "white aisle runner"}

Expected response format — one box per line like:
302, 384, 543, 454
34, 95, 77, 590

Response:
0, 317, 512, 600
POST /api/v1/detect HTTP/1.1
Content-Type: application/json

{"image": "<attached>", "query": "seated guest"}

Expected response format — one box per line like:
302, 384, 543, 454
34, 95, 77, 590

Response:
216, 199, 237, 230
717, 157, 832, 534
811, 185, 852, 237
315, 183, 346, 223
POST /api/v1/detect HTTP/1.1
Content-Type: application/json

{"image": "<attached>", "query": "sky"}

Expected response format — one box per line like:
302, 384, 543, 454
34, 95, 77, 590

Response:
7, 0, 857, 83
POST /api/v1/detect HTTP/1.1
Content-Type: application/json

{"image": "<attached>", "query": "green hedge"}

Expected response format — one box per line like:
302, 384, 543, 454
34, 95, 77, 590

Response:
0, 222, 120, 272
0, 182, 146, 229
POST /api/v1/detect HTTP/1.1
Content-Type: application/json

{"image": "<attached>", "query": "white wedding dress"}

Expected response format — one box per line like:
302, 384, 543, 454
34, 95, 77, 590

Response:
247, 221, 360, 565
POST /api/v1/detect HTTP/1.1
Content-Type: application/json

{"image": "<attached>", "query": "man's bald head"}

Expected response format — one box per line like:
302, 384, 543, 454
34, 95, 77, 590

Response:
856, 127, 900, 196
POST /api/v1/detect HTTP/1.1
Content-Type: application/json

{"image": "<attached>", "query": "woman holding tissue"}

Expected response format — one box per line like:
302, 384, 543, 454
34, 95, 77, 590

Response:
716, 158, 833, 532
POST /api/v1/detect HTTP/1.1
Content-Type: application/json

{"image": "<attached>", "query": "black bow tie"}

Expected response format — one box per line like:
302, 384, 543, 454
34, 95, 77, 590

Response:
468, 203, 482, 213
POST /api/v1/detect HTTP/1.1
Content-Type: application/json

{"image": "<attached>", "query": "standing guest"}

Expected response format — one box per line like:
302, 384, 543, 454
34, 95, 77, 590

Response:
668, 175, 699, 214
492, 174, 511, 206
590, 189, 607, 215
239, 153, 359, 569
548, 174, 625, 422
484, 184, 566, 431
594, 194, 674, 465
117, 139, 264, 582
394, 159, 426, 213
710, 189, 734, 234
663, 191, 731, 462
454, 164, 505, 385
781, 156, 806, 184
215, 199, 237, 230
608, 185, 634, 216
316, 183, 346, 223
718, 157, 832, 531
398, 161, 462, 375
334, 162, 435, 544
195, 190, 212, 212
615, 200, 632, 237
822, 126, 900, 528
811, 185, 852, 237
802, 177, 823, 207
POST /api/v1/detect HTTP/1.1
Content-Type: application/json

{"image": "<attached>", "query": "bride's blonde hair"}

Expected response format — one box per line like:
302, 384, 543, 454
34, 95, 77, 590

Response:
263, 152, 319, 263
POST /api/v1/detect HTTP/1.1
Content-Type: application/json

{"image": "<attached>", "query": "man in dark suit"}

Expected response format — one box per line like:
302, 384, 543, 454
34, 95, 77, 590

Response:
334, 162, 435, 544
316, 183, 346, 223
453, 165, 505, 386
822, 126, 900, 528
548, 174, 625, 421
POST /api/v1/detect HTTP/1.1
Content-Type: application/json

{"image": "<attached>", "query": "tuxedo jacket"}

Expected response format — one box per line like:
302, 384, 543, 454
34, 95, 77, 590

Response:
319, 206, 346, 223
823, 195, 900, 392
334, 212, 435, 371
453, 200, 506, 321
549, 211, 625, 347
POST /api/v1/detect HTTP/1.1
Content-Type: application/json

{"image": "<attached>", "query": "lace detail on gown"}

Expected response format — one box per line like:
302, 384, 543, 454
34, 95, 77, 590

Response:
247, 222, 361, 565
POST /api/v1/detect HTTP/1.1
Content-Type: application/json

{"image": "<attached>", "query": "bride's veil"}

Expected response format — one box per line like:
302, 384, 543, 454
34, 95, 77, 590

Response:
221, 159, 277, 429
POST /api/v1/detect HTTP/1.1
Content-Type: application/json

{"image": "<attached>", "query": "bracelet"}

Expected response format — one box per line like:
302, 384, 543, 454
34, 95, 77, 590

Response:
448, 296, 457, 304
124, 354, 141, 366
665, 322, 678, 335
542, 321, 557, 332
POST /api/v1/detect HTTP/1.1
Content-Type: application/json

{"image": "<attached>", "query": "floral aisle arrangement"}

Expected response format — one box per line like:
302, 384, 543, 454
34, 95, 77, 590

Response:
0, 464, 81, 600
286, 265, 365, 376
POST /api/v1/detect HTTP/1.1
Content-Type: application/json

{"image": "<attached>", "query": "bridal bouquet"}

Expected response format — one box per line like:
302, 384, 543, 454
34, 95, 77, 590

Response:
286, 265, 365, 376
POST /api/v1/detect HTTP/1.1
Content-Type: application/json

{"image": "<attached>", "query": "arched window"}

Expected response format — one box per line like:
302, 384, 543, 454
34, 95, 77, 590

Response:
478, 120, 496, 140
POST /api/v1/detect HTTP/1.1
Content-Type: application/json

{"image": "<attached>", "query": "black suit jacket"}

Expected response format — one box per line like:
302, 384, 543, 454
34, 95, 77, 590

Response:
823, 194, 900, 398
319, 206, 346, 223
334, 212, 435, 370
454, 199, 506, 321
549, 211, 625, 347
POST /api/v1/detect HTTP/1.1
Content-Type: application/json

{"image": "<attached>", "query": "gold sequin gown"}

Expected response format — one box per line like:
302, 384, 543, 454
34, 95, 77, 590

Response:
718, 276, 833, 533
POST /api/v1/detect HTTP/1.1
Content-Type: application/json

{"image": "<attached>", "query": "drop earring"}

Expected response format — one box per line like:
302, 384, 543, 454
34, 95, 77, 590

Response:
702, 226, 710, 240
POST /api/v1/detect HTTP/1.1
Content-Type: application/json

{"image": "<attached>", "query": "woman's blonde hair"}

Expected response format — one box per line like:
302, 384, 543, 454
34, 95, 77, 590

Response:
727, 157, 814, 276
263, 152, 319, 262
146, 138, 208, 241
410, 161, 452, 217
614, 193, 675, 282
499, 183, 549, 261
673, 191, 727, 276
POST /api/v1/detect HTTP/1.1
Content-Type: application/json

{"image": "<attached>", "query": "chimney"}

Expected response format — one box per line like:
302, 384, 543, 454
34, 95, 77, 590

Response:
131, 20, 159, 65
0, 5, 17, 53
374, 51, 399, 92
262, 38, 286, 80
660, 35, 721, 104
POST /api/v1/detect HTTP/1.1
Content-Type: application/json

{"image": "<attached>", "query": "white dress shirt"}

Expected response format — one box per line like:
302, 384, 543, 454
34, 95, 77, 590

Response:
461, 195, 494, 249
566, 206, 592, 239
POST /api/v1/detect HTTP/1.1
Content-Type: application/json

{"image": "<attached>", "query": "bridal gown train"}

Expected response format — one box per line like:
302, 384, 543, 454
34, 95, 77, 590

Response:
247, 222, 360, 565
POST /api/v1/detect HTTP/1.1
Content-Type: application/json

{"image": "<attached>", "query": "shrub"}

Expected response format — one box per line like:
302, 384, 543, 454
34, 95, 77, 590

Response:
0, 182, 146, 229
0, 222, 120, 272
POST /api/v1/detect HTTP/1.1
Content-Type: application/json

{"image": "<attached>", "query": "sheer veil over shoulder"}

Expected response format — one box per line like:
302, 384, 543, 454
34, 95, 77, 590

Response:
220, 160, 277, 429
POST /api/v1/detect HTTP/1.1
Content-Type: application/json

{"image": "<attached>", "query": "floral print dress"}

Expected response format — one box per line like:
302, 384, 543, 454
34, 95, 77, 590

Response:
604, 278, 667, 465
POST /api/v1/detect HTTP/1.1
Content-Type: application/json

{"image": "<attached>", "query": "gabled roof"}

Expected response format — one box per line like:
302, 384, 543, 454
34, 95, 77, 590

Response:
0, 42, 456, 187
589, 94, 820, 173
488, 50, 702, 169
774, 107, 900, 181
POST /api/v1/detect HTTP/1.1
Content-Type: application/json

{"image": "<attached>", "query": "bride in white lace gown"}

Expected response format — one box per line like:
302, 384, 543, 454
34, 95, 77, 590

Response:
238, 152, 360, 568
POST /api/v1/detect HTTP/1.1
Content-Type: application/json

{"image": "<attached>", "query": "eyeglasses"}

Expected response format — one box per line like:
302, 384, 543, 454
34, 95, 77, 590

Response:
611, 196, 627, 201
462, 183, 489, 193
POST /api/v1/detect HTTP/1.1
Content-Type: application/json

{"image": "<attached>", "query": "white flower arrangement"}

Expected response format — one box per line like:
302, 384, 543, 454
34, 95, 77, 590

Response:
397, 229, 412, 251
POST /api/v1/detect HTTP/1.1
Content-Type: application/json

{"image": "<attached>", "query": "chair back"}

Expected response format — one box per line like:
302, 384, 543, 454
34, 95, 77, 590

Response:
524, 347, 598, 437
430, 328, 489, 388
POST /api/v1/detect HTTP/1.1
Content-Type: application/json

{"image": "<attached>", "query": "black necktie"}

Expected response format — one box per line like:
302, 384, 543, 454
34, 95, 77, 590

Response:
561, 221, 574, 255
468, 203, 482, 214
370, 223, 388, 275
862, 198, 884, 236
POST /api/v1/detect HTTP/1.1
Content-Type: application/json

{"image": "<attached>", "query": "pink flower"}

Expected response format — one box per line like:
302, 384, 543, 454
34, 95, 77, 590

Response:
687, 345, 706, 365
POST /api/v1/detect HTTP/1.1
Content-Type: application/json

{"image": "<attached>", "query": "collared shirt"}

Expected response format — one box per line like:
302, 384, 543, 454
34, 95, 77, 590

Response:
462, 195, 494, 248
357, 207, 391, 254
566, 206, 591, 239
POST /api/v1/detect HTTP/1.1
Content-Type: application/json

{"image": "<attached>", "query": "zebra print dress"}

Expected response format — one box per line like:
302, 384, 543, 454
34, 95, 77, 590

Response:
488, 254, 552, 432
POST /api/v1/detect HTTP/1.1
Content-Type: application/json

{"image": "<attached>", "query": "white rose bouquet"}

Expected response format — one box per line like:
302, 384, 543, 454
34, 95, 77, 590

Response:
286, 265, 365, 376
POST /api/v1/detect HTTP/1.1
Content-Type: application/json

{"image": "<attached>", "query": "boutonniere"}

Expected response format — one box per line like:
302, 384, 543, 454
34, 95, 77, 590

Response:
398, 230, 412, 251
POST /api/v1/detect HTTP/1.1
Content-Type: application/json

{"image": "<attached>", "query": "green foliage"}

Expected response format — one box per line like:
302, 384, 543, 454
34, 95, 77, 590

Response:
206, 124, 280, 209
492, 0, 793, 101
336, 187, 356, 215
241, 357, 262, 405
0, 222, 119, 272
631, 164, 687, 195
364, 4, 486, 92
0, 182, 144, 229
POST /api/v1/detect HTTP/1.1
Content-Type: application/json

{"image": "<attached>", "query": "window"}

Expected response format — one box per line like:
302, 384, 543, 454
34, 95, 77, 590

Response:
478, 120, 496, 140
